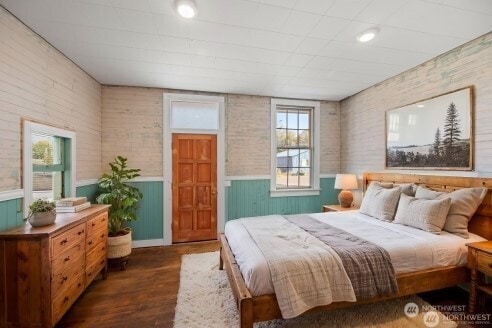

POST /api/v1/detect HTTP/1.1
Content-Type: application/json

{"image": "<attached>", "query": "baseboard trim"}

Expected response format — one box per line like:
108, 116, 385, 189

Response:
132, 239, 165, 248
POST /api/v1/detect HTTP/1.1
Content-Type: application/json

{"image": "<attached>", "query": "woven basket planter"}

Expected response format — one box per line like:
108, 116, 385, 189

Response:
107, 230, 132, 259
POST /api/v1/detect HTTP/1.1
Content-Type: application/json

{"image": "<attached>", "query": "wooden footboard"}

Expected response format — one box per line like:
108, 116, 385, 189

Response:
220, 233, 470, 328
220, 234, 254, 328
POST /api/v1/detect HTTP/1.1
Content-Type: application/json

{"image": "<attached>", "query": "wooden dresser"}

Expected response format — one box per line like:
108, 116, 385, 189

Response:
0, 204, 110, 327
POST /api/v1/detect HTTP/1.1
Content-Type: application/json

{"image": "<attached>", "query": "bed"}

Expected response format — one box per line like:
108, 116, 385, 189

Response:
219, 172, 492, 327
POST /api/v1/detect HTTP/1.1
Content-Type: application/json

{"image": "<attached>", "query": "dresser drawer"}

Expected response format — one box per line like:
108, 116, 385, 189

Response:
86, 228, 107, 254
52, 243, 84, 275
51, 223, 86, 258
52, 273, 85, 324
86, 253, 106, 285
52, 252, 85, 298
477, 251, 492, 276
87, 242, 107, 267
87, 212, 108, 236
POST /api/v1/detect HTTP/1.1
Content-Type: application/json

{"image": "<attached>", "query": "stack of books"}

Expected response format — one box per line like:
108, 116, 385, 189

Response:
56, 197, 91, 213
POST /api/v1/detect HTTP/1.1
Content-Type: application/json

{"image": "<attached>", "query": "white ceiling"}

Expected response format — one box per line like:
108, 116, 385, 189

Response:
1, 0, 491, 101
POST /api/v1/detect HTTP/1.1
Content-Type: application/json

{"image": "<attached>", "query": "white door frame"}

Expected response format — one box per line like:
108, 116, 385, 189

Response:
163, 93, 225, 245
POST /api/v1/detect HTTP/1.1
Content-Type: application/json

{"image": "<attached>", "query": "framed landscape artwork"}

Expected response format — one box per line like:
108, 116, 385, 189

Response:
386, 87, 473, 170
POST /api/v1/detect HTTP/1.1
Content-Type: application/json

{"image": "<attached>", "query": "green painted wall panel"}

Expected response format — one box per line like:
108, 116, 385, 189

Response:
65, 178, 336, 241
226, 178, 338, 221
79, 182, 164, 241
76, 184, 99, 203
0, 198, 24, 232
126, 181, 164, 240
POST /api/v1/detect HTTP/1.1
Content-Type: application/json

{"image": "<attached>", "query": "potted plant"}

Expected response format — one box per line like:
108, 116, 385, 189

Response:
96, 156, 142, 263
28, 199, 56, 227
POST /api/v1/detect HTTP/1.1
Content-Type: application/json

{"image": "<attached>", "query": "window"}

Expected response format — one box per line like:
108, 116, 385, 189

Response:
23, 122, 76, 217
271, 99, 320, 197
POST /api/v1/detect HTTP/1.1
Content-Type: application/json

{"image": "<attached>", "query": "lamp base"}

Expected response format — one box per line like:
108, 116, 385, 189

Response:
338, 190, 353, 208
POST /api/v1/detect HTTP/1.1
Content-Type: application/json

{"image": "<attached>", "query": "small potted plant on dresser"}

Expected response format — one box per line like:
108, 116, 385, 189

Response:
97, 156, 143, 270
27, 199, 56, 227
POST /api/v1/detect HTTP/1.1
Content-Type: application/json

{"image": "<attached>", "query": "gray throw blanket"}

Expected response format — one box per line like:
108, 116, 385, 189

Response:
285, 215, 398, 300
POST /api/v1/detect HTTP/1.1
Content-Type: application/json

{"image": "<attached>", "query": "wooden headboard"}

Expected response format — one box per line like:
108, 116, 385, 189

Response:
363, 172, 492, 240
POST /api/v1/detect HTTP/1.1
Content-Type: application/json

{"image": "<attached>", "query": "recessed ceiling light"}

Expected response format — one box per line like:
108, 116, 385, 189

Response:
175, 0, 197, 18
356, 28, 379, 43
417, 104, 424, 108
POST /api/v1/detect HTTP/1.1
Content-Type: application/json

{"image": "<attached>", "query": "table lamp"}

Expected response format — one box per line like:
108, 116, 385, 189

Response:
334, 174, 358, 208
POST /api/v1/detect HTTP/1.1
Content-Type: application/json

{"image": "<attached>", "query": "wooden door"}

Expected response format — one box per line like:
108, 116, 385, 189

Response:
172, 134, 217, 243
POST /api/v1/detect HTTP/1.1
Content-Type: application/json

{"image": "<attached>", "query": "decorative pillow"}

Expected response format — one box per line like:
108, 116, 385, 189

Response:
394, 194, 451, 233
415, 186, 487, 238
415, 186, 445, 199
360, 182, 401, 222
397, 183, 418, 197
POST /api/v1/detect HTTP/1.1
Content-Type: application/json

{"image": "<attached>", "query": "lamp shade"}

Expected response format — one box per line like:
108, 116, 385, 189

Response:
334, 174, 358, 190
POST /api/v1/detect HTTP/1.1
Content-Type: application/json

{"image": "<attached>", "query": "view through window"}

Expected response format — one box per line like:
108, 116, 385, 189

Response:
275, 106, 312, 189
32, 132, 65, 201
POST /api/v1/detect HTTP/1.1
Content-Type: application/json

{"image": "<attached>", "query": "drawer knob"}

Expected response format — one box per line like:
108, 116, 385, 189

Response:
62, 276, 68, 282
92, 223, 96, 227
101, 233, 105, 238
489, 262, 492, 268
78, 230, 85, 235
60, 238, 68, 245
63, 296, 69, 303
88, 272, 92, 277
64, 256, 70, 262
88, 241, 93, 245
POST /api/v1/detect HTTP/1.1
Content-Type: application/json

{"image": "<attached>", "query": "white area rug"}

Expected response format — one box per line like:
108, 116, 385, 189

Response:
174, 251, 457, 328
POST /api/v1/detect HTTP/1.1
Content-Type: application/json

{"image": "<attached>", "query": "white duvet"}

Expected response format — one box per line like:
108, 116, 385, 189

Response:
224, 210, 486, 297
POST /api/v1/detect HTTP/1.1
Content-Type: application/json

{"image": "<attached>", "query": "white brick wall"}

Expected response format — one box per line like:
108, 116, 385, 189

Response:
0, 7, 102, 192
340, 32, 492, 176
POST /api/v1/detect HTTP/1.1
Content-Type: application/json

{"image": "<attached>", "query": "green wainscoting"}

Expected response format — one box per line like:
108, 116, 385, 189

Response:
226, 177, 338, 221
126, 181, 164, 241
76, 182, 164, 241
76, 184, 99, 203
0, 198, 23, 231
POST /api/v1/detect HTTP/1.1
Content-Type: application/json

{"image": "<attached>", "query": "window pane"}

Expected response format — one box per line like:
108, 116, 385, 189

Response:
171, 101, 219, 130
277, 111, 286, 128
276, 129, 287, 148
285, 131, 298, 147
287, 112, 298, 129
299, 112, 310, 129
299, 168, 311, 188
32, 171, 63, 201
299, 130, 310, 147
32, 133, 62, 165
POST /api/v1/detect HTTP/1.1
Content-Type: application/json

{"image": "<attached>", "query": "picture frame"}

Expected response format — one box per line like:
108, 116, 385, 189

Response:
385, 86, 473, 170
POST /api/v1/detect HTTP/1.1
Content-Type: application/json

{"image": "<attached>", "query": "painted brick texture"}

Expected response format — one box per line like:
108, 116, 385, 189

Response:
340, 33, 492, 176
0, 7, 102, 191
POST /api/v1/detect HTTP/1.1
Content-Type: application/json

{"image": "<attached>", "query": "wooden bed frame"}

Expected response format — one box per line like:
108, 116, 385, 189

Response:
219, 172, 492, 328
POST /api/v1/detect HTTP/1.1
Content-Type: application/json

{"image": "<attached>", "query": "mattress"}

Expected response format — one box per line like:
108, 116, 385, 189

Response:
224, 210, 486, 297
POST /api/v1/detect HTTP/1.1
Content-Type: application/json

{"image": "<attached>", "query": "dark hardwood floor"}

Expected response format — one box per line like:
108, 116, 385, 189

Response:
57, 241, 220, 327
57, 241, 490, 327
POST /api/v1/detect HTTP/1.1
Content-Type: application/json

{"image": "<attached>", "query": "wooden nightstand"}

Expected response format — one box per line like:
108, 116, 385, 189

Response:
322, 204, 360, 213
466, 241, 492, 313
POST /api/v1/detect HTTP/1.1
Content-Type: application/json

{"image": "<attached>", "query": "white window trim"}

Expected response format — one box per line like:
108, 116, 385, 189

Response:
163, 93, 225, 246
270, 98, 320, 197
23, 121, 76, 217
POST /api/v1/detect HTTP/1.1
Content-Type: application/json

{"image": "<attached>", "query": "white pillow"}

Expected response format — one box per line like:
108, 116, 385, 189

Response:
415, 186, 487, 238
360, 182, 401, 222
394, 194, 451, 233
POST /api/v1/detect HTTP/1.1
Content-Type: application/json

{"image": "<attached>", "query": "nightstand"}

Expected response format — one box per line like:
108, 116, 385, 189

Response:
466, 241, 492, 313
322, 204, 359, 213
